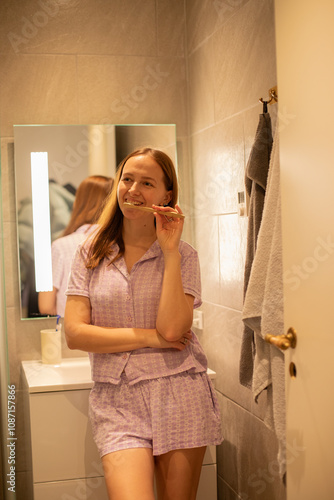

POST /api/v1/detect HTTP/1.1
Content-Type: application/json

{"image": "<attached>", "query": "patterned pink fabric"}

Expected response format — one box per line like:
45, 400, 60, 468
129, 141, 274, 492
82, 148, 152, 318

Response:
52, 224, 95, 316
66, 239, 207, 384
89, 371, 222, 457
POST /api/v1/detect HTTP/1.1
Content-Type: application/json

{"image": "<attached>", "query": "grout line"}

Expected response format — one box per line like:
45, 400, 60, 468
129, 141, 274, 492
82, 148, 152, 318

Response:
189, 102, 259, 138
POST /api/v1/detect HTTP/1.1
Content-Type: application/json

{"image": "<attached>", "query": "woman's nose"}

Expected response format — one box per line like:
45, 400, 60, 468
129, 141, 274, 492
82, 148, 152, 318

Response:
128, 182, 140, 194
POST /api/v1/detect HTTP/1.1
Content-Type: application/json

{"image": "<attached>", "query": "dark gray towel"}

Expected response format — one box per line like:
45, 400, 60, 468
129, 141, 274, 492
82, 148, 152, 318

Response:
239, 113, 273, 388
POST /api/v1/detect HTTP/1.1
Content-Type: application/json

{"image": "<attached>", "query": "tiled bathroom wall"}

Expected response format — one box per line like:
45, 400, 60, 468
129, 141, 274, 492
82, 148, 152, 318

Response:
0, 1, 285, 499
186, 0, 285, 499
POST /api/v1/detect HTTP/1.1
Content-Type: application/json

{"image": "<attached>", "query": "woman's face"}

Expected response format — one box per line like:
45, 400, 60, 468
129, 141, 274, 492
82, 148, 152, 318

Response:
117, 154, 172, 218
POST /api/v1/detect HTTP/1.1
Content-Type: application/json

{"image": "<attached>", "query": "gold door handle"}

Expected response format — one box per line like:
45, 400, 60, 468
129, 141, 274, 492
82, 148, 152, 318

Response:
265, 327, 297, 351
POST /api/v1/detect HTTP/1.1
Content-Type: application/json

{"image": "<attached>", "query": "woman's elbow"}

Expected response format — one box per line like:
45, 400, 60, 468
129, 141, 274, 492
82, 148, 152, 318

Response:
65, 335, 77, 350
163, 332, 184, 342
158, 323, 192, 342
38, 301, 56, 316
64, 321, 81, 350
64, 331, 76, 350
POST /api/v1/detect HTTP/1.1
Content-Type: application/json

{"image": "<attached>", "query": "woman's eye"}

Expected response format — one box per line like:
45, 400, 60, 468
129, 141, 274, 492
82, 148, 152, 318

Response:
143, 181, 153, 187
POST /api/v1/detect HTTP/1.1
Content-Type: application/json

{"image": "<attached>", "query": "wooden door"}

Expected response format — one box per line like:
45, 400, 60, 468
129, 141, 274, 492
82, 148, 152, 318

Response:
275, 1, 334, 498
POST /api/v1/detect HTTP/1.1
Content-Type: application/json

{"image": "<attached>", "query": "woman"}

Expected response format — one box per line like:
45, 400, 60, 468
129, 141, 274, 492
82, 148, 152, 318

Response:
38, 175, 113, 317
64, 148, 222, 500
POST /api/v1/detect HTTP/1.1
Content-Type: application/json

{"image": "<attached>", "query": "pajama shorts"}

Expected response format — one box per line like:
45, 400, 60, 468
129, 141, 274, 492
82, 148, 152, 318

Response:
89, 370, 223, 458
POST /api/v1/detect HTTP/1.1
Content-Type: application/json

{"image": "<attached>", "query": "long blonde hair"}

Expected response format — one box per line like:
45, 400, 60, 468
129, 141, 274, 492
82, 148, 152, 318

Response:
86, 148, 178, 269
62, 175, 114, 236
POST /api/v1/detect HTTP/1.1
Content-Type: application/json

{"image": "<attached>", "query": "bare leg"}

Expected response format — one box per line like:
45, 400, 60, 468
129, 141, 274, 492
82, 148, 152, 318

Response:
155, 446, 206, 500
102, 448, 155, 500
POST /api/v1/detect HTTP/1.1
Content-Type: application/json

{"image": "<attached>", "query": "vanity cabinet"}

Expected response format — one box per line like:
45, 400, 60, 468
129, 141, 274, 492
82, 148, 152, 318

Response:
22, 358, 217, 500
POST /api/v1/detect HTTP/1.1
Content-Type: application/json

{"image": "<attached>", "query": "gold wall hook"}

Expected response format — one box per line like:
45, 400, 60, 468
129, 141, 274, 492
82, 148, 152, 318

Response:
265, 327, 297, 351
268, 85, 278, 103
259, 85, 278, 106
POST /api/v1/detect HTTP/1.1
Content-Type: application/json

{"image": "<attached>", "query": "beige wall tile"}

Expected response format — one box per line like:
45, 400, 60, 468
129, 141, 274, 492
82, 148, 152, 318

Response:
191, 116, 245, 216
186, 0, 217, 54
188, 39, 215, 134
0, 0, 156, 56
217, 476, 240, 500
157, 0, 186, 56
213, 0, 277, 122
2, 221, 19, 310
1, 140, 16, 223
0, 54, 77, 136
77, 55, 187, 135
175, 136, 195, 246
14, 470, 33, 500
186, 0, 250, 55
218, 214, 247, 310
195, 215, 220, 304
217, 396, 285, 500
199, 301, 253, 412
1, 141, 19, 309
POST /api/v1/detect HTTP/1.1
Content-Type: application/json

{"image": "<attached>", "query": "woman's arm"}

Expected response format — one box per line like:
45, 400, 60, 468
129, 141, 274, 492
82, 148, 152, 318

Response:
154, 205, 194, 341
64, 295, 191, 353
38, 287, 57, 316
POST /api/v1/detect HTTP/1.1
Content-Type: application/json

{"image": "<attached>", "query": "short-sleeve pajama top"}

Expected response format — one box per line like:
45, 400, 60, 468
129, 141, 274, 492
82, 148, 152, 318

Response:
66, 239, 208, 385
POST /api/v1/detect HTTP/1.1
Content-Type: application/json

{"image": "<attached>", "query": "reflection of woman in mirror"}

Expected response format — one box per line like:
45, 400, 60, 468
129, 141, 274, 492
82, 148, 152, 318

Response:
64, 148, 222, 500
38, 175, 113, 317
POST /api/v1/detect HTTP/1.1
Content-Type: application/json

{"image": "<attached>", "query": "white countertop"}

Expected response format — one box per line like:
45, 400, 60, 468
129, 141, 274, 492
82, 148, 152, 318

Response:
21, 357, 93, 393
21, 357, 216, 393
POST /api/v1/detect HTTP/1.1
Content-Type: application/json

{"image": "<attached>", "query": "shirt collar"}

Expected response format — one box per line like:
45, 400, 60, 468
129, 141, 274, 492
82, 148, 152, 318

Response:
110, 239, 161, 276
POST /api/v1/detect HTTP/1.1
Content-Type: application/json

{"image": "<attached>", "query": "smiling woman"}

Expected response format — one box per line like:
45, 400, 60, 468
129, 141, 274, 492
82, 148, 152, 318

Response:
63, 146, 223, 500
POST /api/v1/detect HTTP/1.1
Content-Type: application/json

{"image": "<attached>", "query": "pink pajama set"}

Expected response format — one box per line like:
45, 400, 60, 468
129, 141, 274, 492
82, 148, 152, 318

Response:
66, 239, 222, 457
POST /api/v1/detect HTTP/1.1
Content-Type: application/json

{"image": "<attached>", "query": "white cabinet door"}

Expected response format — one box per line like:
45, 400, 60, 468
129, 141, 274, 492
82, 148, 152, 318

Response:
30, 389, 101, 483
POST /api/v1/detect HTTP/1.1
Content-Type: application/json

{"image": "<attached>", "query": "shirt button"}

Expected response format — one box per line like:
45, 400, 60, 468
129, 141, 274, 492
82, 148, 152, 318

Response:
122, 354, 128, 360
128, 316, 132, 322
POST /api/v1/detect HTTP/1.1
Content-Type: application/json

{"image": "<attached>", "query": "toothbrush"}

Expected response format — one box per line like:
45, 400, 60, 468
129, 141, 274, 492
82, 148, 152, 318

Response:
123, 202, 185, 219
56, 315, 61, 332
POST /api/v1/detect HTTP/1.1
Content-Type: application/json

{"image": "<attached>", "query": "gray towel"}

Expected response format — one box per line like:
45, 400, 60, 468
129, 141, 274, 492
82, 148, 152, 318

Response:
242, 131, 286, 475
240, 113, 273, 387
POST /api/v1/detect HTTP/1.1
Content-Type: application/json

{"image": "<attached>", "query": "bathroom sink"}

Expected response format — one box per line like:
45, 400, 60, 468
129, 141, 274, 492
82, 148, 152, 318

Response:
21, 358, 216, 394
21, 357, 93, 393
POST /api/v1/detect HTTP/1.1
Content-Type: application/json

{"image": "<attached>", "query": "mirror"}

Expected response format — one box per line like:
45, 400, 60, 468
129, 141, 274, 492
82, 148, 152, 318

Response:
14, 124, 177, 320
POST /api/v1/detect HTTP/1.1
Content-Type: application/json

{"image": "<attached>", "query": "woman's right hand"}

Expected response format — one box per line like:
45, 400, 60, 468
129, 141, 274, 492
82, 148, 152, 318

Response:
150, 329, 192, 351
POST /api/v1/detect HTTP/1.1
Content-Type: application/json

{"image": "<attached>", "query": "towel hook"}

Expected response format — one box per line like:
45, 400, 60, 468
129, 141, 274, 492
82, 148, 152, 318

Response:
259, 86, 278, 113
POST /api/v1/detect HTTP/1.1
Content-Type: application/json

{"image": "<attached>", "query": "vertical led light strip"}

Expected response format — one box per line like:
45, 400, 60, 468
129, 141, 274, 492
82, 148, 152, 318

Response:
30, 152, 53, 292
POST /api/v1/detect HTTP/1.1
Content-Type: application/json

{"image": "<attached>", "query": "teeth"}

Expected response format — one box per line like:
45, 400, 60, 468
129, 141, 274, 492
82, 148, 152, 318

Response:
127, 201, 142, 206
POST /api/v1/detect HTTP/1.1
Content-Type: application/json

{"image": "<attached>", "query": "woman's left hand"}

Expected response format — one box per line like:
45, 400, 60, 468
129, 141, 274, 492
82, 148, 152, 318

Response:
153, 204, 184, 254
